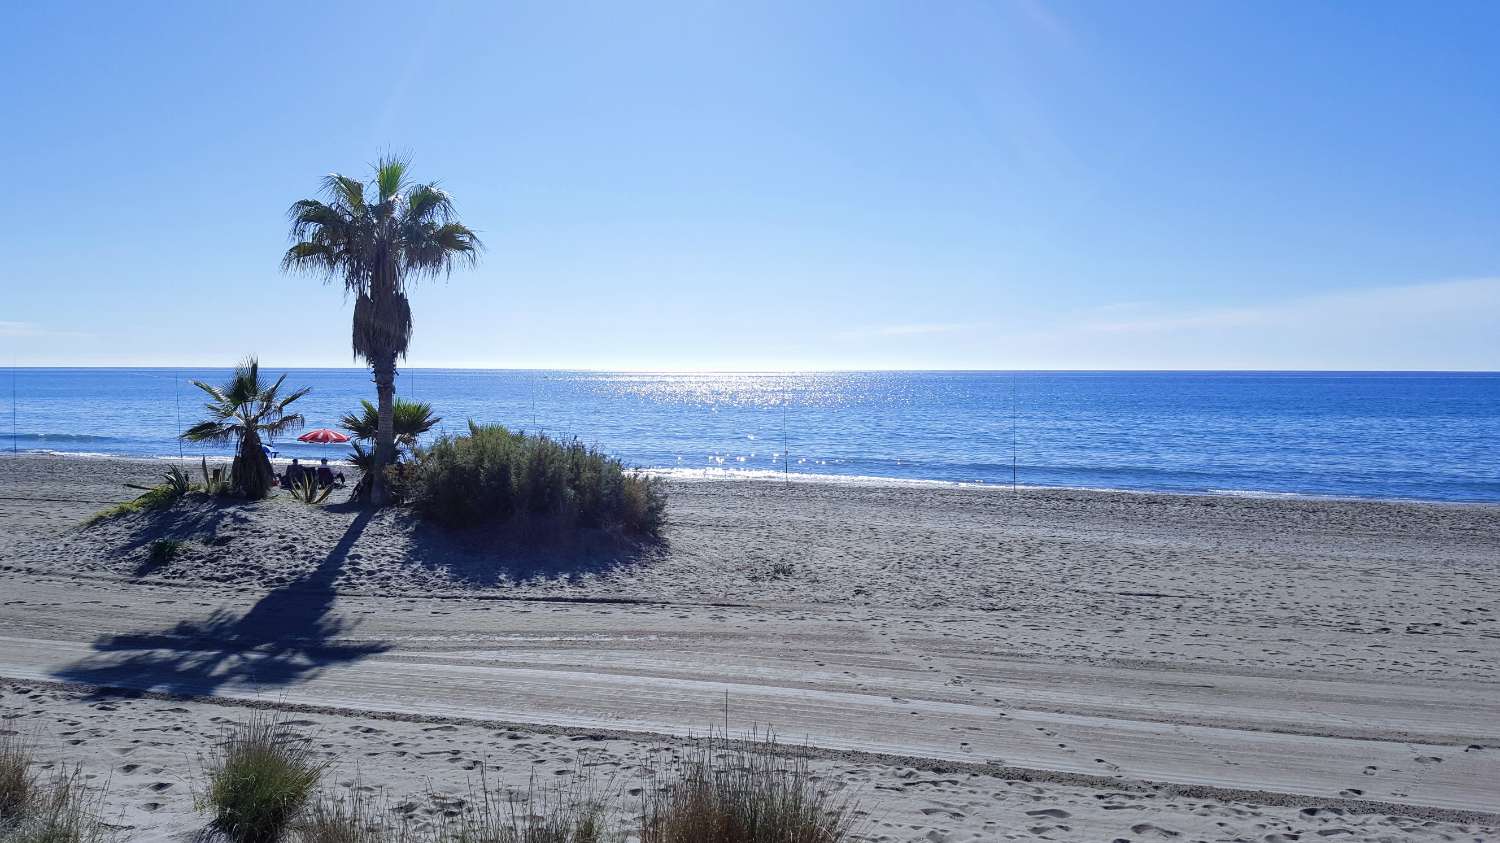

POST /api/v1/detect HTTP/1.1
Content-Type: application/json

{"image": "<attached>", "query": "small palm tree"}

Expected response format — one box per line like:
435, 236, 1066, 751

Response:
281, 156, 481, 506
339, 399, 439, 503
339, 398, 441, 454
181, 358, 309, 499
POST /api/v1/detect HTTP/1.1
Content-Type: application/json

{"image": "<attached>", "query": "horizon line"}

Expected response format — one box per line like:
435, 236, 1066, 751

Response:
4, 365, 1499, 375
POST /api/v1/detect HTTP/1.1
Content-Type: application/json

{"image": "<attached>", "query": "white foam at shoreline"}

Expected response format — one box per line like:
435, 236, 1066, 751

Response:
5, 449, 1490, 507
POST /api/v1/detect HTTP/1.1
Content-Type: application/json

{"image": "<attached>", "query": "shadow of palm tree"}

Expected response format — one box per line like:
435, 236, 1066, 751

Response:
56, 510, 389, 697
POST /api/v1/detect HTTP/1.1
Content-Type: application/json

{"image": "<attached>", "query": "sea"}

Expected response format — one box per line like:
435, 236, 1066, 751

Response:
2, 369, 1497, 503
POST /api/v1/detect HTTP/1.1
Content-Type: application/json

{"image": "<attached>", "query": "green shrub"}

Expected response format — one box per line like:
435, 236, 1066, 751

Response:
203, 715, 326, 843
411, 424, 665, 536
147, 539, 185, 565
640, 733, 857, 843
201, 457, 234, 496
289, 475, 333, 505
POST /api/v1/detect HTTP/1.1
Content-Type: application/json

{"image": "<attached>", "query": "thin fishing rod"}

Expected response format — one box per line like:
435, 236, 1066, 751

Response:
782, 378, 789, 485
10, 359, 17, 455
175, 369, 184, 461
1011, 372, 1018, 493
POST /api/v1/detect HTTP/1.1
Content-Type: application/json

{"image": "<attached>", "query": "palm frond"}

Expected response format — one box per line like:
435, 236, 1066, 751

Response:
260, 413, 305, 439
374, 155, 410, 204
181, 420, 239, 445
321, 173, 367, 213
402, 183, 454, 226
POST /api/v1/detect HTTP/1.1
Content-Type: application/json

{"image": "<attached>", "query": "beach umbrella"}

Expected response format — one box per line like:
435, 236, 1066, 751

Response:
297, 428, 351, 444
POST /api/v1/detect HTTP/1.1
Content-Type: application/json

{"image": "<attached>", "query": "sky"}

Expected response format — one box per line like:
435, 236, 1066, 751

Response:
1, 1, 1497, 370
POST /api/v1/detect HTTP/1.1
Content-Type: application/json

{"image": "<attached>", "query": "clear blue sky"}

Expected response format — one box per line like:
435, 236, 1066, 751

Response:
2, 1, 1497, 370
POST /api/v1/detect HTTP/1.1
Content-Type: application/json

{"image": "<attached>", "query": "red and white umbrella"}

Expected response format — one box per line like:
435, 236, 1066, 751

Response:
297, 428, 351, 444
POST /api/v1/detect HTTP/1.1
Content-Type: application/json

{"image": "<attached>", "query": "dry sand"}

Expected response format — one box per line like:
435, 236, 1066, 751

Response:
0, 454, 1497, 841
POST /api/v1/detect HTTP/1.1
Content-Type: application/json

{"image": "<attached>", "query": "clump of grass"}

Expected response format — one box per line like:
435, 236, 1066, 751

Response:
0, 732, 35, 823
429, 767, 606, 843
640, 733, 857, 843
203, 715, 327, 843
85, 464, 202, 525
147, 539, 185, 565
411, 423, 665, 537
0, 736, 116, 843
5, 764, 116, 843
293, 788, 389, 843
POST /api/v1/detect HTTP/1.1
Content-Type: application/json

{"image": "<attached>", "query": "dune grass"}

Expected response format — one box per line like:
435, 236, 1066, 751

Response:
640, 733, 858, 843
411, 423, 665, 537
83, 482, 188, 526
203, 715, 327, 843
0, 732, 34, 823
0, 734, 116, 843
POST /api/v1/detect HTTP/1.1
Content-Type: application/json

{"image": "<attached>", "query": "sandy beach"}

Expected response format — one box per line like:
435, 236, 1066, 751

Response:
1, 453, 1497, 840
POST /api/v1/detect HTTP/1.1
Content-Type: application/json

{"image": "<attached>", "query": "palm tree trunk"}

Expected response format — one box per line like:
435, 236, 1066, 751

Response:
370, 350, 398, 506
235, 429, 275, 499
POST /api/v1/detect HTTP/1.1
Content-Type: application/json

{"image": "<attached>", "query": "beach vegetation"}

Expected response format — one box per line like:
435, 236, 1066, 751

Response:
147, 538, 185, 564
341, 398, 441, 503
339, 398, 441, 454
0, 732, 33, 822
181, 357, 309, 500
282, 156, 482, 508
202, 715, 326, 843
200, 457, 234, 496
409, 423, 665, 536
639, 733, 857, 843
85, 480, 190, 525
0, 736, 115, 843
427, 768, 605, 843
289, 474, 335, 505
126, 464, 194, 498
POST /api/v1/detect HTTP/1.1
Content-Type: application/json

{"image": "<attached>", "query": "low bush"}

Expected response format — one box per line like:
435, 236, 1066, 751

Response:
640, 733, 857, 843
203, 715, 326, 843
410, 424, 665, 537
147, 539, 185, 565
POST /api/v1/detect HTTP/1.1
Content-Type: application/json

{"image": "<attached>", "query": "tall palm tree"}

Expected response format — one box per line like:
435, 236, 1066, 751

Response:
181, 358, 309, 499
280, 156, 481, 505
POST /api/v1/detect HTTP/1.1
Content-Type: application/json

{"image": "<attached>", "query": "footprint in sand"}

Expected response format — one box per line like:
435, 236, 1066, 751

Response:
1130, 823, 1181, 838
1413, 755, 1443, 764
1026, 808, 1071, 819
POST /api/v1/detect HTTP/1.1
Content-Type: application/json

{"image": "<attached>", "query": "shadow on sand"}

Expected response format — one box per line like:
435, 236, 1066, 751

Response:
55, 510, 389, 698
395, 511, 667, 588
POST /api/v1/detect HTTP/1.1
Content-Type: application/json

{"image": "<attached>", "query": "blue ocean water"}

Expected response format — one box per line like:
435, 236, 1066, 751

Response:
1, 369, 1497, 503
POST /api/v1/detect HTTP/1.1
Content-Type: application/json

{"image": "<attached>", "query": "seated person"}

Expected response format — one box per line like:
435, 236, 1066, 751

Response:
315, 458, 341, 488
282, 458, 304, 488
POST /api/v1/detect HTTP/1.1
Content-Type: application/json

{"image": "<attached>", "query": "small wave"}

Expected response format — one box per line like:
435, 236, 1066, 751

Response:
645, 466, 1037, 492
12, 432, 116, 443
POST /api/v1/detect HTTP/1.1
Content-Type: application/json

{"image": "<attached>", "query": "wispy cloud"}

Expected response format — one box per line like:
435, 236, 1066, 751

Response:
0, 321, 89, 339
838, 322, 977, 340
1000, 277, 1500, 370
